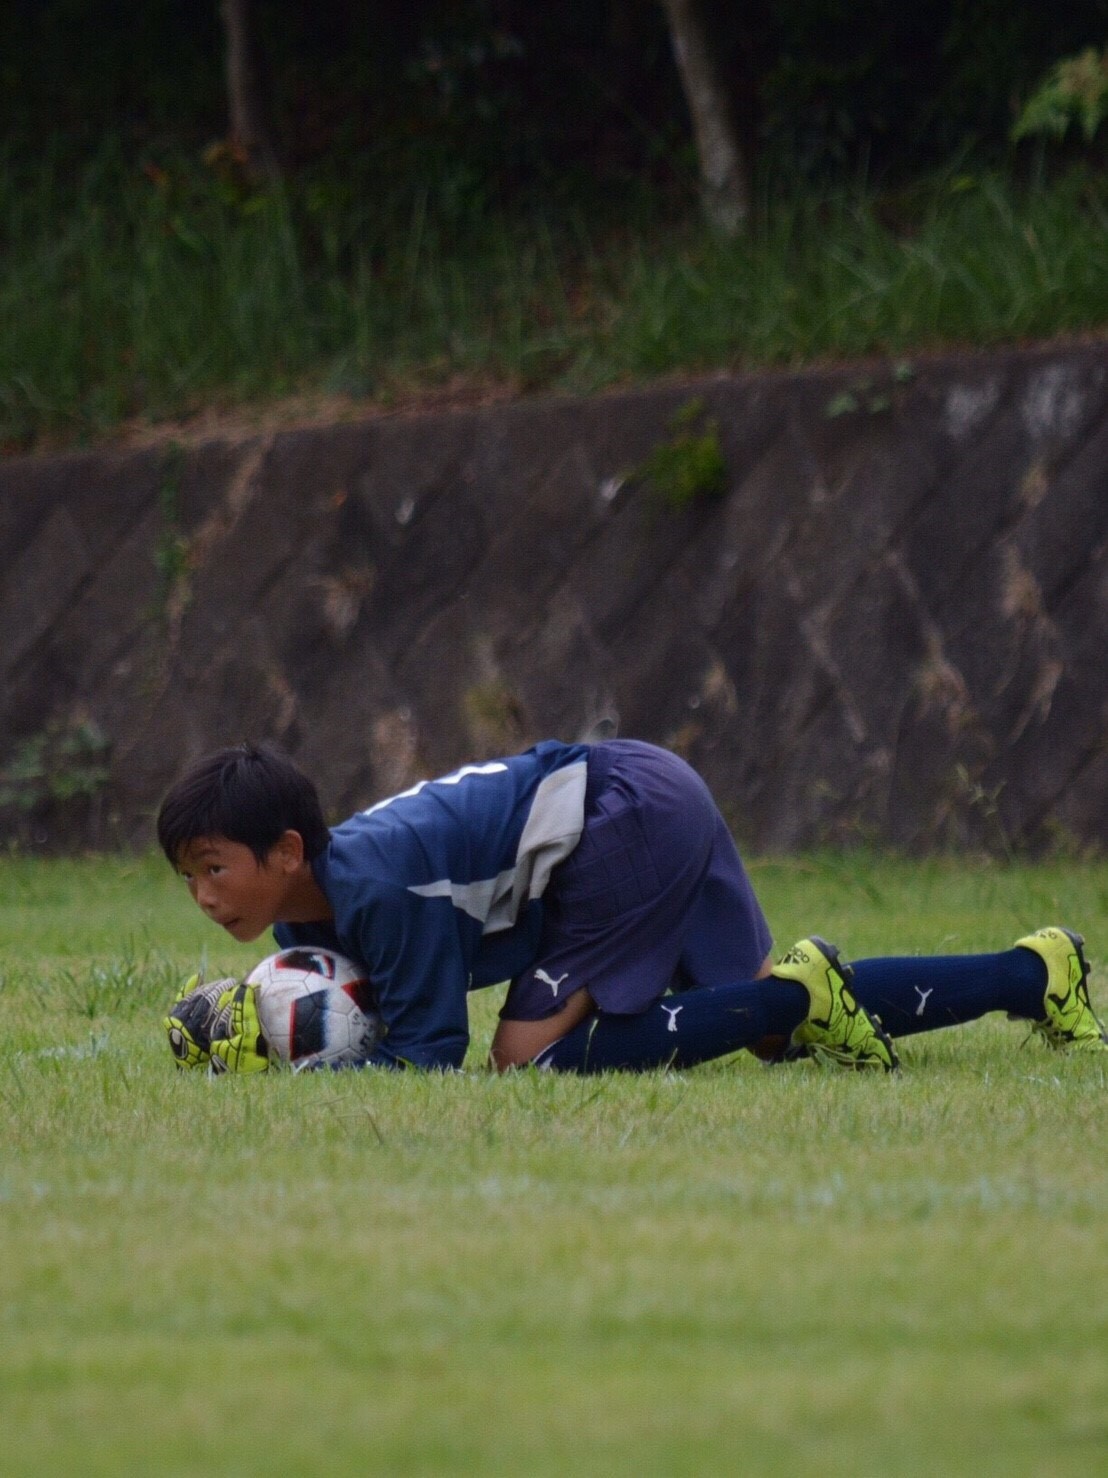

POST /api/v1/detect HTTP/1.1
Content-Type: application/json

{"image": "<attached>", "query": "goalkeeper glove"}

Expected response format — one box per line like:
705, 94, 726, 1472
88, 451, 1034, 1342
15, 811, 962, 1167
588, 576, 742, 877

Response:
164, 973, 236, 1070
209, 982, 271, 1074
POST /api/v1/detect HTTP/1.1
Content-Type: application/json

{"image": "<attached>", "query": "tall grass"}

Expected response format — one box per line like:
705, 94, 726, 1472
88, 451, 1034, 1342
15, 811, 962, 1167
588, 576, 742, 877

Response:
2, 145, 1108, 449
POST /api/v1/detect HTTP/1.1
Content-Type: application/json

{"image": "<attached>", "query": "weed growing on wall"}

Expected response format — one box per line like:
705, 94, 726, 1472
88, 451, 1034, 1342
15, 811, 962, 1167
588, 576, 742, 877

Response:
0, 716, 110, 815
151, 442, 190, 633
635, 398, 727, 510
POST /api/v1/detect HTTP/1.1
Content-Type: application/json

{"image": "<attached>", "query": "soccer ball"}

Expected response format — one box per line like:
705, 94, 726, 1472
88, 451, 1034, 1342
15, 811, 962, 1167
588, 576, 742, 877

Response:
246, 948, 385, 1071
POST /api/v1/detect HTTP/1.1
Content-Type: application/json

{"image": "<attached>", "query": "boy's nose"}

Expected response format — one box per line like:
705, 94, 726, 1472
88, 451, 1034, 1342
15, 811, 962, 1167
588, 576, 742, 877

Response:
195, 880, 218, 914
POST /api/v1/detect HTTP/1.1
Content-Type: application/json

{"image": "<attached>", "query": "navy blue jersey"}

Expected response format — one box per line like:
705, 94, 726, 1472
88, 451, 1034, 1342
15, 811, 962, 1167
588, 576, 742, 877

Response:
275, 741, 590, 1068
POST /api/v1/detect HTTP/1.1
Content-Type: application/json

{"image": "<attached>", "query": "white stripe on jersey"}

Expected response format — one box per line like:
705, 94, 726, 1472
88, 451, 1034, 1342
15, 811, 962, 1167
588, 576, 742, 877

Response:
361, 762, 509, 817
408, 868, 517, 924
401, 760, 588, 934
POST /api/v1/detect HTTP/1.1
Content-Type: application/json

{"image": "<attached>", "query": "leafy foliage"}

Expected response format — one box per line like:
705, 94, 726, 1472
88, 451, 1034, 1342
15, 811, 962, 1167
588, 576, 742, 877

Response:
3, 6, 1108, 447
1013, 46, 1108, 143
636, 400, 728, 510
0, 717, 110, 814
4, 1, 1108, 186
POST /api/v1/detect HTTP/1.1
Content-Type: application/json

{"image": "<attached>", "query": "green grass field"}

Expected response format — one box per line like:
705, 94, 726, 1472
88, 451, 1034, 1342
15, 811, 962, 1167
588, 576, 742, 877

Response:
1, 851, 1106, 1475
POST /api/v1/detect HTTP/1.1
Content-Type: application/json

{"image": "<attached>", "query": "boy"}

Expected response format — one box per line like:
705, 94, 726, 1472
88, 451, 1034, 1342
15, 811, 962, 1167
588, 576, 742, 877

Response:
157, 739, 1107, 1074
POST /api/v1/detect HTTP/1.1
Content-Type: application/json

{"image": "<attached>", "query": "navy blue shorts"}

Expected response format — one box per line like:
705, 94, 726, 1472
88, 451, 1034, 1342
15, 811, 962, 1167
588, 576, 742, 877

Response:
500, 740, 773, 1020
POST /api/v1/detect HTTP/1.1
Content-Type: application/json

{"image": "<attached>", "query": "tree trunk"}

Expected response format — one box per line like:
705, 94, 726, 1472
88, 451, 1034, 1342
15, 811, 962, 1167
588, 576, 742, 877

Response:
220, 0, 279, 184
660, 0, 750, 235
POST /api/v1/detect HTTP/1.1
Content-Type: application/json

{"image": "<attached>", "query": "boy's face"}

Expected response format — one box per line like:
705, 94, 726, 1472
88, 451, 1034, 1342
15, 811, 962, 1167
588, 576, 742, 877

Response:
176, 834, 301, 942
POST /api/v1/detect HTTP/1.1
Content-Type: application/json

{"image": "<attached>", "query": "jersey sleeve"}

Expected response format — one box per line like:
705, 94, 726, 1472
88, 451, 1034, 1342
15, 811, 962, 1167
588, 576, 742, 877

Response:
347, 882, 472, 1071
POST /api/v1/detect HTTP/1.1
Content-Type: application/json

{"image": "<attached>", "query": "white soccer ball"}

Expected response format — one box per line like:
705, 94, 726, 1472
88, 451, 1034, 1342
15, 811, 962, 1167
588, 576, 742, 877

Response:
246, 948, 384, 1071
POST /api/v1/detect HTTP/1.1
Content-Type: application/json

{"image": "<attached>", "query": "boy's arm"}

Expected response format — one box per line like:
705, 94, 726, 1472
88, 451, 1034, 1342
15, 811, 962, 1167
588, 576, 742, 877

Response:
349, 884, 472, 1071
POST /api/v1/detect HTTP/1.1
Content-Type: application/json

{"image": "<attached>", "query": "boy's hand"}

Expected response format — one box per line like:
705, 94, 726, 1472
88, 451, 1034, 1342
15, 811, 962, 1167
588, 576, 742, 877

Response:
165, 973, 237, 1069
209, 982, 271, 1074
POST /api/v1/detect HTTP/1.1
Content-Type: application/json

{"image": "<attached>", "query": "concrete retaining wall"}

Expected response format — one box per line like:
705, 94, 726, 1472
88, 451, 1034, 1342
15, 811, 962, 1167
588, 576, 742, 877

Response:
2, 339, 1107, 852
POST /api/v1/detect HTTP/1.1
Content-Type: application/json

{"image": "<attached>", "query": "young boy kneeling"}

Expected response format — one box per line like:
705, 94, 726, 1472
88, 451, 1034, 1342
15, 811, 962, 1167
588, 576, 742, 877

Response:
158, 740, 1106, 1074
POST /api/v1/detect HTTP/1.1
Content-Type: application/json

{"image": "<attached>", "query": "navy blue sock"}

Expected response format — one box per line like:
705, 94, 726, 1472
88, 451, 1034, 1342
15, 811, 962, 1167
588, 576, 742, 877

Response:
533, 978, 809, 1073
849, 947, 1046, 1038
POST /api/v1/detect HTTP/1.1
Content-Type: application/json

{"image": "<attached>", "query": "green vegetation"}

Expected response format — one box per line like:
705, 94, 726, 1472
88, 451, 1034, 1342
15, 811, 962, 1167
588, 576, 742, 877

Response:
3, 150, 1108, 451
0, 716, 111, 852
2, 850, 1106, 1474
151, 442, 190, 629
3, 5, 1106, 451
1013, 46, 1108, 143
635, 399, 727, 511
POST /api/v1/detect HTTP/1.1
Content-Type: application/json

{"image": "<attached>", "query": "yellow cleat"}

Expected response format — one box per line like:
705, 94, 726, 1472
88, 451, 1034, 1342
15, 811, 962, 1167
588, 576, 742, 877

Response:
1015, 927, 1107, 1053
773, 937, 899, 1071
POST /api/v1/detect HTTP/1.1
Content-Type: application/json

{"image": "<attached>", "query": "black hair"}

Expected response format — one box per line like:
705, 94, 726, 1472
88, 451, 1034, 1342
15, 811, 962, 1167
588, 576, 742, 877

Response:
156, 743, 331, 865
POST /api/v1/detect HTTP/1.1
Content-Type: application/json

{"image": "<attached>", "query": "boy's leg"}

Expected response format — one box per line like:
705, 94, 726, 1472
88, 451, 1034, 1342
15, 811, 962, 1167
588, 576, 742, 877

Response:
490, 987, 596, 1070
526, 976, 805, 1073
497, 740, 770, 1040
528, 939, 897, 1073
846, 927, 1106, 1051
496, 743, 896, 1072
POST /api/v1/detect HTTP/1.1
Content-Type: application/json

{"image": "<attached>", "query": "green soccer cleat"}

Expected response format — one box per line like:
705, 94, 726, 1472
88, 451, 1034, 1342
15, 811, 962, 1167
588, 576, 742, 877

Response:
1015, 927, 1107, 1053
773, 937, 899, 1071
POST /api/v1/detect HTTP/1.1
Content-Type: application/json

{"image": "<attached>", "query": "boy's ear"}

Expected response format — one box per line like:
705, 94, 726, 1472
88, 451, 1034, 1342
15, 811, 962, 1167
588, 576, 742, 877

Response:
272, 829, 307, 870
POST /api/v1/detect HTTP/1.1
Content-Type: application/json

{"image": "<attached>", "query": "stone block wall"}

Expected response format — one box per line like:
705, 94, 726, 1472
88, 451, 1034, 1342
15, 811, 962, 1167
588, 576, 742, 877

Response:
2, 339, 1106, 852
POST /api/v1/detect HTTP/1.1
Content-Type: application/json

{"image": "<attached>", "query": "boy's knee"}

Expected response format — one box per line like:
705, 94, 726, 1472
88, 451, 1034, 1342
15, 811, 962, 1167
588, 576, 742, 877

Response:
489, 989, 595, 1071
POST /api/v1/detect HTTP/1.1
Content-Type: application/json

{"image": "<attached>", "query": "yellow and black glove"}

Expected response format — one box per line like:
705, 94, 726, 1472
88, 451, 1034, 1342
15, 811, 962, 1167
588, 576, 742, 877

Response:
209, 982, 271, 1074
164, 973, 237, 1070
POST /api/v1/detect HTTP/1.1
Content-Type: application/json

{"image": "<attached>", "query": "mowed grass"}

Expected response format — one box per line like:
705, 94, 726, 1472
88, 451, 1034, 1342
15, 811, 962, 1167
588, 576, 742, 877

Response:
1, 851, 1106, 1476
